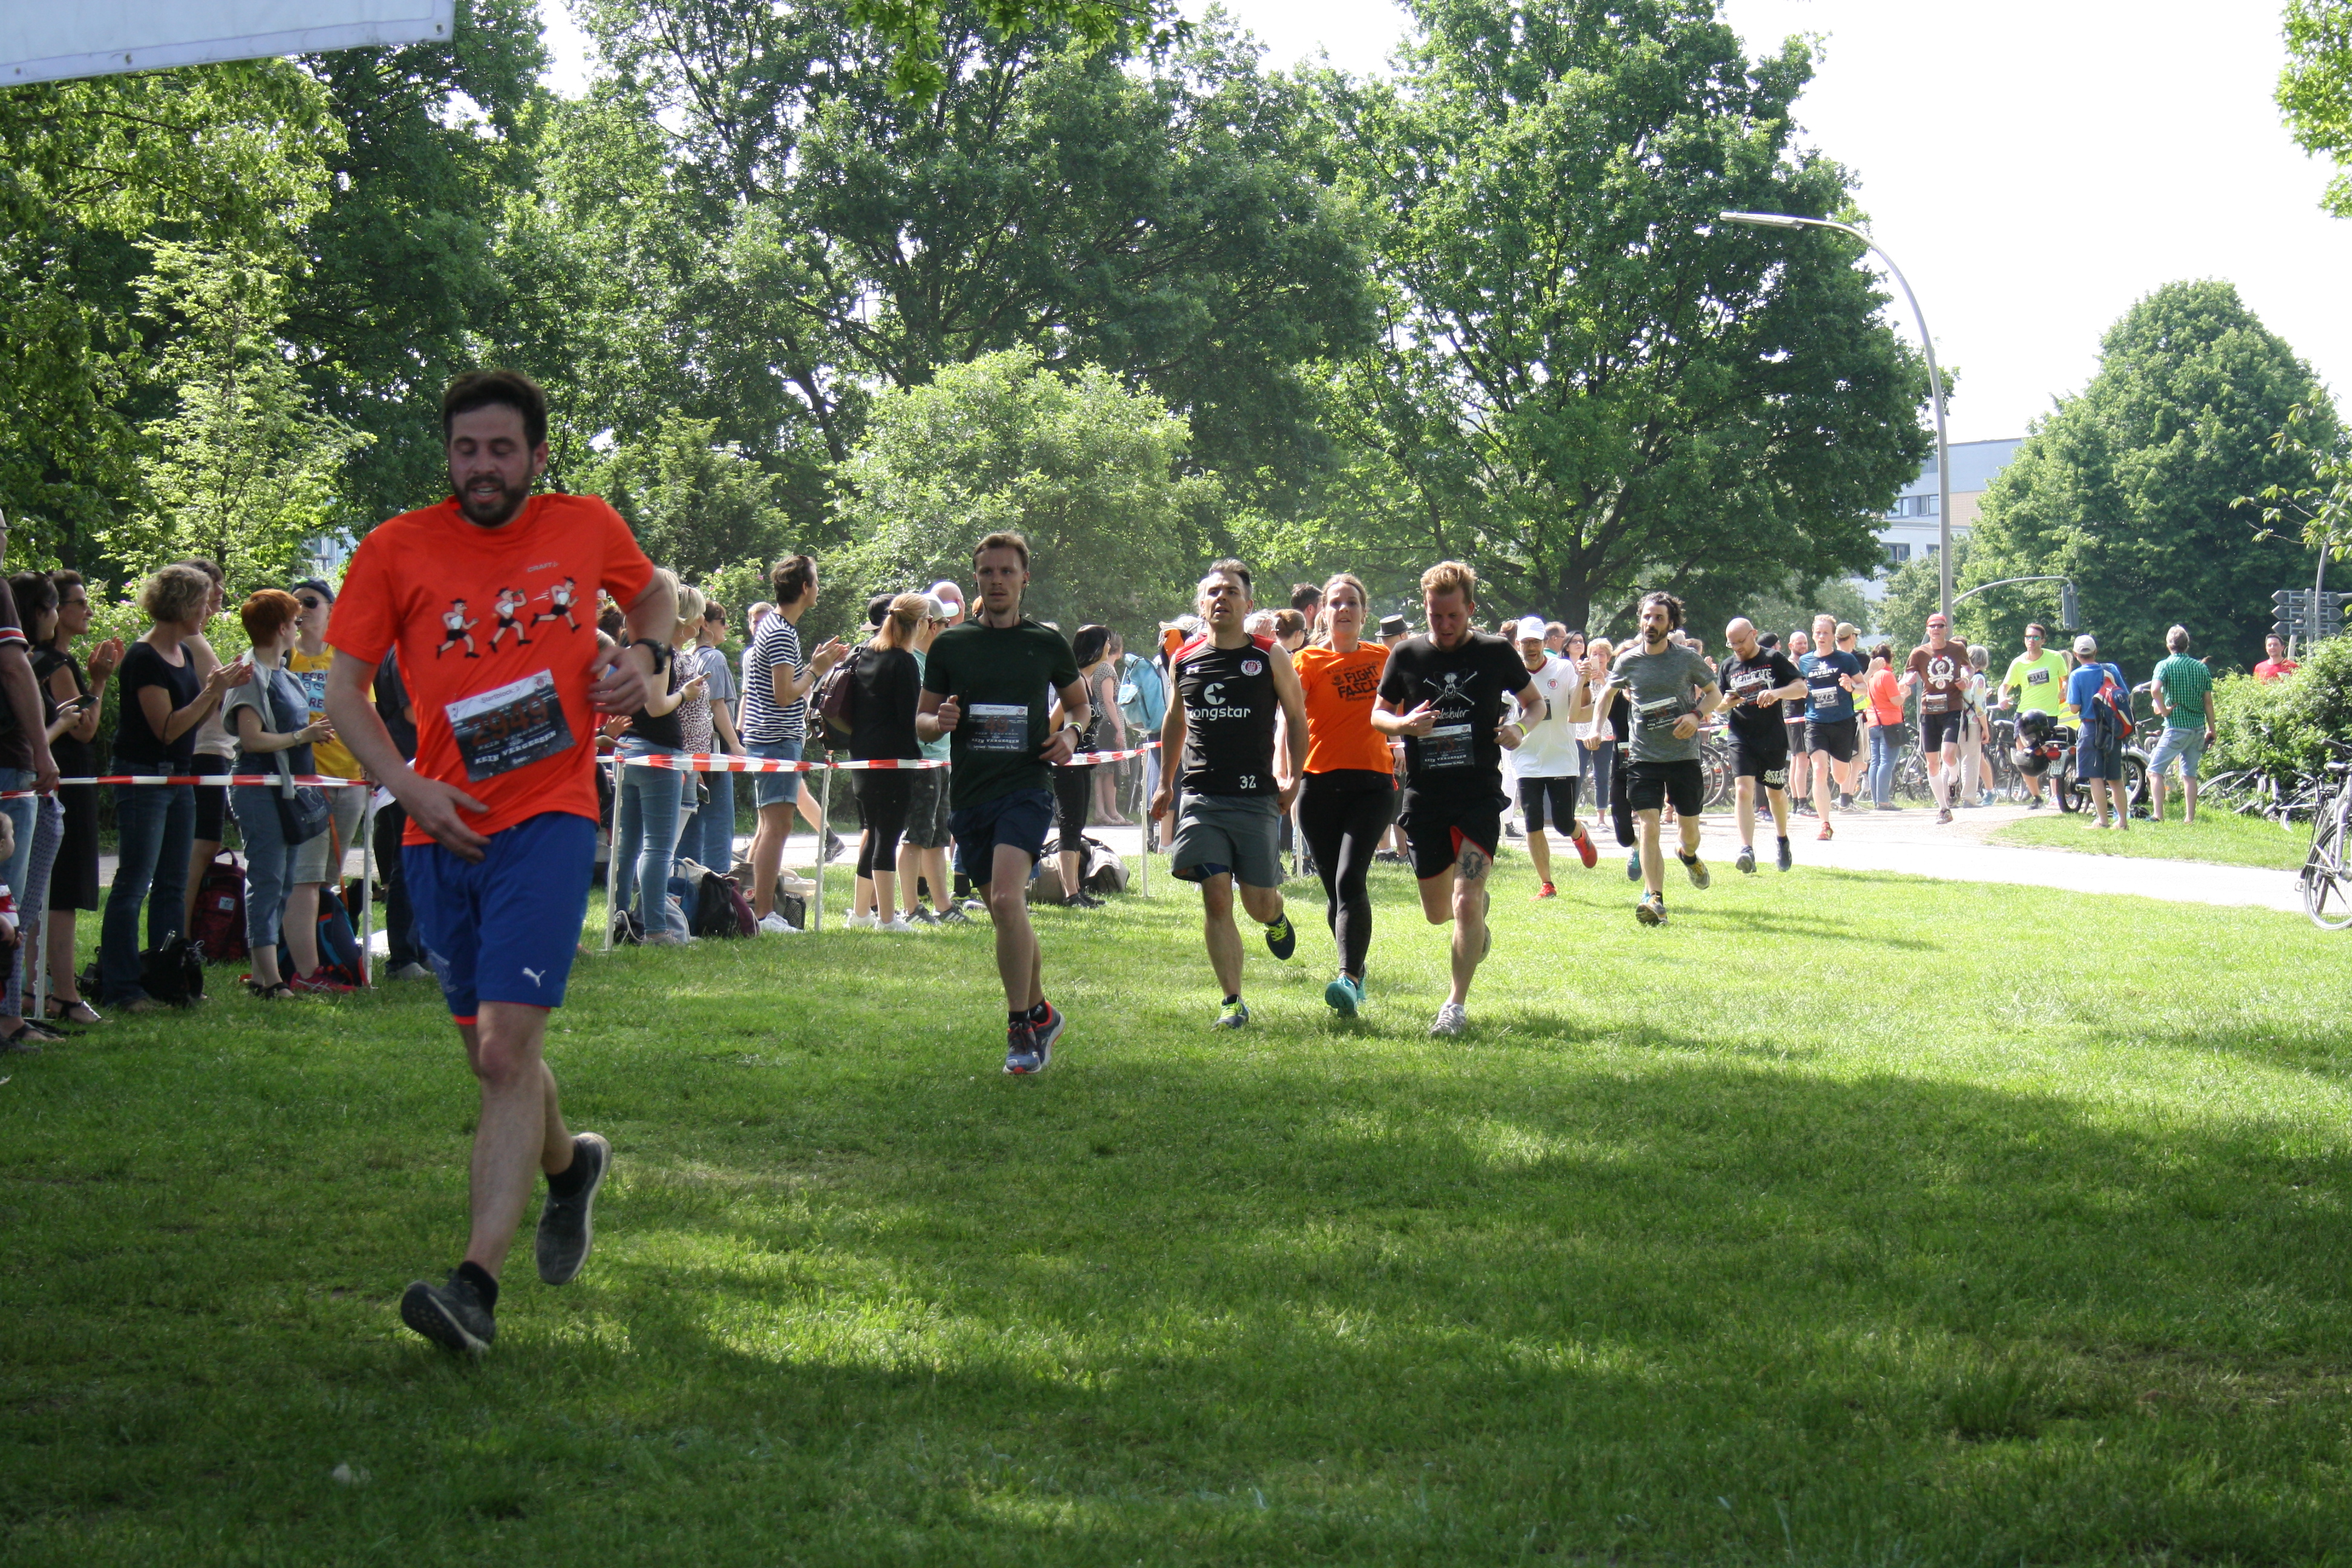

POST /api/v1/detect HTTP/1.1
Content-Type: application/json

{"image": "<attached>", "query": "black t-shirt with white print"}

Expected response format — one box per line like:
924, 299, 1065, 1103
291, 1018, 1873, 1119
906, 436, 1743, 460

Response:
1374, 630, 1530, 803
1172, 633, 1279, 796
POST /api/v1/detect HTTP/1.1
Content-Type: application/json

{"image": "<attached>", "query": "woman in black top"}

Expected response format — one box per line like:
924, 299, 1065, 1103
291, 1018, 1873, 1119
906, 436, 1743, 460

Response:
37, 570, 119, 1024
847, 593, 926, 932
97, 564, 246, 1010
1047, 625, 1111, 909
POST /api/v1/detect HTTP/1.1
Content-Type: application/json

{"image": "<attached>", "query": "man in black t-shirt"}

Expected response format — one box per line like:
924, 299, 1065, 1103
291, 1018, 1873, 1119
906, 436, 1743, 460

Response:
1372, 561, 1541, 1039
1151, 560, 1308, 1030
1717, 618, 1806, 874
918, 531, 1088, 1076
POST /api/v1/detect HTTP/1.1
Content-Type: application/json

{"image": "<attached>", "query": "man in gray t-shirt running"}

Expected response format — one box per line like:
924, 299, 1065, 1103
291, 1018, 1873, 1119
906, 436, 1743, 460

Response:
1584, 590, 1719, 926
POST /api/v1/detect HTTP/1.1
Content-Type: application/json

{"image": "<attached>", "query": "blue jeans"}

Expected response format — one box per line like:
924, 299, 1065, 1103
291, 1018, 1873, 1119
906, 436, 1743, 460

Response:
1867, 726, 1900, 806
745, 737, 804, 808
614, 739, 688, 938
100, 781, 194, 1003
688, 771, 739, 874
231, 783, 302, 953
1584, 740, 1614, 811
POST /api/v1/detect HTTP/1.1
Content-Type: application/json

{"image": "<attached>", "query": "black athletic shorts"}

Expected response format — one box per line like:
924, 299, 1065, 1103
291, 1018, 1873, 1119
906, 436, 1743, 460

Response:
1399, 790, 1502, 881
1516, 774, 1579, 834
1920, 710, 1965, 750
1624, 759, 1704, 817
1806, 716, 1858, 763
1729, 731, 1790, 787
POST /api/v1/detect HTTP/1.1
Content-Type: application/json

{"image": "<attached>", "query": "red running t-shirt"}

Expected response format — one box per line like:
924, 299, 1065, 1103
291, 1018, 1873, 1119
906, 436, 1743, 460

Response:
329, 493, 655, 847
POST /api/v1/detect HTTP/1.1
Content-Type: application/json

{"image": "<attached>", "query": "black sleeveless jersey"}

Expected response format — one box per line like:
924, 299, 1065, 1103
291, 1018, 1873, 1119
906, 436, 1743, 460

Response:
1173, 633, 1279, 796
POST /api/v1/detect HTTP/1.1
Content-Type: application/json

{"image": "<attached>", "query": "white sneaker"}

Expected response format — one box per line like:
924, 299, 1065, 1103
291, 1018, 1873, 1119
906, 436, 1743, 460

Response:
1429, 1002, 1469, 1037
756, 911, 798, 935
876, 917, 918, 933
843, 910, 878, 929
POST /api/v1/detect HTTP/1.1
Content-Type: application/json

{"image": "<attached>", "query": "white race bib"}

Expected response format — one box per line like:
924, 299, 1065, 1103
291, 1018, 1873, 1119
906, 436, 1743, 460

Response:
446, 671, 572, 782
1422, 722, 1474, 769
966, 703, 1028, 754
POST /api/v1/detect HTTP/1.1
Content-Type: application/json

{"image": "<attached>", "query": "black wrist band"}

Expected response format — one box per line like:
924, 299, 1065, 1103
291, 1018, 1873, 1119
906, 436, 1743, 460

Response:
629, 637, 671, 670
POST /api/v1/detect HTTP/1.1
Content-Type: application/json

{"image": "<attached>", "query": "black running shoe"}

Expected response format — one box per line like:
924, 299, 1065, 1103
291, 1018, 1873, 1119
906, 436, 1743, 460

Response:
535, 1132, 610, 1286
400, 1271, 495, 1354
1263, 910, 1297, 960
1735, 845, 1757, 875
1775, 838, 1793, 872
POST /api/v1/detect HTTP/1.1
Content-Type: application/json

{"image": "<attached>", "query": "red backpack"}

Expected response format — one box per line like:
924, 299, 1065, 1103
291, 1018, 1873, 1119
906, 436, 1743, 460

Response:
2091, 665, 2134, 737
189, 851, 247, 963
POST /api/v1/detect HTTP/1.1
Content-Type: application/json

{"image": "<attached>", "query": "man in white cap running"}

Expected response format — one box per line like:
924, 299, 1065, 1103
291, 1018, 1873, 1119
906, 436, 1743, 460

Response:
1509, 614, 1594, 897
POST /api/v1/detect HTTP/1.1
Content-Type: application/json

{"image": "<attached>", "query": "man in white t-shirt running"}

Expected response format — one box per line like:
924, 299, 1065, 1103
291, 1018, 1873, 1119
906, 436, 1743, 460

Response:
1509, 615, 1594, 897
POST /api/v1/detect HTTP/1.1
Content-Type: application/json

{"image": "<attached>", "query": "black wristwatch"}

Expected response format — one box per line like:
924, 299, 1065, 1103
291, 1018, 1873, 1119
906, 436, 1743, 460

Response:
628, 637, 672, 671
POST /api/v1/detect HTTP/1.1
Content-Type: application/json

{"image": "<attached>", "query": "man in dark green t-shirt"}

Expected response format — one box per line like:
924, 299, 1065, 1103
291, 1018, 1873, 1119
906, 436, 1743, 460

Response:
918, 531, 1087, 1076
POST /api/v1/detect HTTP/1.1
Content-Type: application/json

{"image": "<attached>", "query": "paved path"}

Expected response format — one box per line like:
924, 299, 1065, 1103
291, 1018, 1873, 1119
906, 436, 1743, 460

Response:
1074, 803, 2305, 915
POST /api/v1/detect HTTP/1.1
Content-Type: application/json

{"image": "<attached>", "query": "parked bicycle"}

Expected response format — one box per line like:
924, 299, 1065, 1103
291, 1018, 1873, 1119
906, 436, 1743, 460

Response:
2301, 739, 2352, 930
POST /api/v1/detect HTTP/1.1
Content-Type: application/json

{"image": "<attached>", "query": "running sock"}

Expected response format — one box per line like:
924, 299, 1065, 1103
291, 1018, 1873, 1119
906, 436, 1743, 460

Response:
1679, 850, 1699, 864
1223, 993, 1241, 1007
1777, 835, 1791, 848
1027, 999, 1052, 1025
1009, 1009, 1029, 1029
546, 1150, 590, 1199
456, 1260, 498, 1311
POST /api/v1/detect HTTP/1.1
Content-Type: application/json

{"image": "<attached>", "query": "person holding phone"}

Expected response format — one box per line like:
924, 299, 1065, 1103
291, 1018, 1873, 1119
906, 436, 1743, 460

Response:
35, 570, 118, 1025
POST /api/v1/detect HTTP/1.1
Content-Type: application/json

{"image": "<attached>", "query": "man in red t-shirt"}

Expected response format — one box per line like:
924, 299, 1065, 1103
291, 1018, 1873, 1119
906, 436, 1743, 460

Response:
325, 371, 673, 1355
2255, 633, 2299, 682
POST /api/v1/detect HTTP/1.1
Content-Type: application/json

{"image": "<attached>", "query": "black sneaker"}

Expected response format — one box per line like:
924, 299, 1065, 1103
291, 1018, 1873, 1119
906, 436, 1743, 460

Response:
1264, 910, 1297, 960
1735, 845, 1757, 875
400, 1271, 495, 1354
906, 907, 941, 927
535, 1132, 610, 1286
937, 906, 973, 926
1776, 838, 1793, 872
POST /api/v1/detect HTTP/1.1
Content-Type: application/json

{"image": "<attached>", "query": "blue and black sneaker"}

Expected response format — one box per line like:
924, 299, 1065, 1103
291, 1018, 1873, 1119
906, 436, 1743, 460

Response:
1031, 1002, 1065, 1068
1324, 973, 1364, 1017
400, 1270, 495, 1355
1004, 1021, 1043, 1076
1624, 848, 1641, 881
1263, 910, 1297, 961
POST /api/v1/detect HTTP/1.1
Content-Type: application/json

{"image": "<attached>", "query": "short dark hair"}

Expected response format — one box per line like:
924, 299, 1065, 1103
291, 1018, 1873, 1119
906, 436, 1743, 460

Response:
973, 531, 1030, 570
8, 570, 54, 624
867, 592, 895, 627
771, 554, 815, 604
442, 369, 548, 449
2024, 622, 2047, 638
1638, 590, 1685, 630
1206, 558, 1253, 593
1290, 582, 1321, 611
2167, 625, 2191, 653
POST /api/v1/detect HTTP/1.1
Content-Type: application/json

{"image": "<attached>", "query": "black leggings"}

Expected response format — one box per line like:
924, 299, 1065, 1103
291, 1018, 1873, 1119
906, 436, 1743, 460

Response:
1609, 745, 1636, 848
1052, 762, 1092, 855
1299, 774, 1396, 979
854, 771, 912, 878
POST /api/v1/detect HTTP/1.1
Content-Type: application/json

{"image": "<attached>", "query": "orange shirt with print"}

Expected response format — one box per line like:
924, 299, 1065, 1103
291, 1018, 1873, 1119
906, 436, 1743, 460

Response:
1294, 642, 1394, 776
329, 493, 655, 847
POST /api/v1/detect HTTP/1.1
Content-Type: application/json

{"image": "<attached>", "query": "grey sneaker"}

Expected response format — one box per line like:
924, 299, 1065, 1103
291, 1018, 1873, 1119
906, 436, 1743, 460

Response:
400, 1271, 495, 1354
936, 906, 973, 926
1429, 1002, 1469, 1037
535, 1132, 610, 1286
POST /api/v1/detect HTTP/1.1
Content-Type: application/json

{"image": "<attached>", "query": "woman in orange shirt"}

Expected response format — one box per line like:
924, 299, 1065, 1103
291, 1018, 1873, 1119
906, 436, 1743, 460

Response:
1291, 572, 1393, 1018
1864, 643, 1904, 808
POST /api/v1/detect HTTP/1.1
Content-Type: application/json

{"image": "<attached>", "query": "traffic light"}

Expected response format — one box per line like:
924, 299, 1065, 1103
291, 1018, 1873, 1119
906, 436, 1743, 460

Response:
2059, 581, 2082, 634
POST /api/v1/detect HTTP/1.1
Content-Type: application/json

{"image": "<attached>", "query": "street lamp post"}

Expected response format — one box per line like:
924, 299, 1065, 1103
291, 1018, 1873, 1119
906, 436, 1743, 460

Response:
1716, 211, 1953, 621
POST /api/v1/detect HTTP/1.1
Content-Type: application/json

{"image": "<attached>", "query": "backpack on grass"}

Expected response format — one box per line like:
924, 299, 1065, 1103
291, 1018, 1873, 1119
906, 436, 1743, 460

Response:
189, 851, 247, 964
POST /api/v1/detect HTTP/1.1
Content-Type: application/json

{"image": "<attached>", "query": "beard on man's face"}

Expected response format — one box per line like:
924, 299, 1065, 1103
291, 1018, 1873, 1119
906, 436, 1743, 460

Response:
452, 467, 531, 527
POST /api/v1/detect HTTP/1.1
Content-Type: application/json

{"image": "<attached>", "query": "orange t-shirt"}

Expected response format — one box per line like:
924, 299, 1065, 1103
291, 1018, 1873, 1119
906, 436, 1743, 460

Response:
329, 493, 655, 847
1294, 642, 1394, 776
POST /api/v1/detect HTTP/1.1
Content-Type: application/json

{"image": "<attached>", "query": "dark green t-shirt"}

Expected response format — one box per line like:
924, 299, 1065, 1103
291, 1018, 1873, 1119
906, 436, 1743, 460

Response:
923, 616, 1082, 808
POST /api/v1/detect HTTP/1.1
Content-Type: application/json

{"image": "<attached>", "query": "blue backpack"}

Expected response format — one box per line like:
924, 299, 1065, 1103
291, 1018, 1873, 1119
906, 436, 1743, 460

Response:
1117, 655, 1166, 734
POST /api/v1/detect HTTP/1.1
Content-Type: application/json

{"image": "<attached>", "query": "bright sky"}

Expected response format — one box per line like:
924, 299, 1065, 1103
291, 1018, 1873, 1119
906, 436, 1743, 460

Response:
540, 1, 2351, 444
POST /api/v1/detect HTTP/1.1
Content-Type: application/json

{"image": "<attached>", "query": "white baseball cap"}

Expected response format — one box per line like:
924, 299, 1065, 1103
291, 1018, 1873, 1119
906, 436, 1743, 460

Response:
1514, 614, 1547, 642
2073, 634, 2097, 657
927, 579, 964, 605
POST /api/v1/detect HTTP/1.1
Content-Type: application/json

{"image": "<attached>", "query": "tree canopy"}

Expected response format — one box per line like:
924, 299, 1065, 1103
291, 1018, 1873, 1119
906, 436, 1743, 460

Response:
1958, 280, 2339, 675
2281, 0, 2352, 218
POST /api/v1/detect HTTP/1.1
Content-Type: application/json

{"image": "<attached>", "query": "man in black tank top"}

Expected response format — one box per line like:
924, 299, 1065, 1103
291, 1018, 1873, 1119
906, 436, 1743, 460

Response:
1150, 560, 1307, 1030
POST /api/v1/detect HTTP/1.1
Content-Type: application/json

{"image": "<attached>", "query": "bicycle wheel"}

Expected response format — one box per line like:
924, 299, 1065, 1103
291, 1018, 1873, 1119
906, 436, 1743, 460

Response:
1894, 750, 1932, 804
2055, 757, 2080, 813
2120, 751, 2150, 818
1702, 743, 1732, 810
2302, 798, 2352, 930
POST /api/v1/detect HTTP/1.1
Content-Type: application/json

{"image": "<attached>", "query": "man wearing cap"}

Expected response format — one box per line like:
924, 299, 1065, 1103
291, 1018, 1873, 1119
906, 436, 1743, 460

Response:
1510, 614, 1594, 897
2064, 633, 2132, 831
927, 580, 965, 627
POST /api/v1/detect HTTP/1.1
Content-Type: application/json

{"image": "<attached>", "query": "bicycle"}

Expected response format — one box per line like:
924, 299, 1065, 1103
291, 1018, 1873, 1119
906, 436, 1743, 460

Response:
2300, 739, 2352, 930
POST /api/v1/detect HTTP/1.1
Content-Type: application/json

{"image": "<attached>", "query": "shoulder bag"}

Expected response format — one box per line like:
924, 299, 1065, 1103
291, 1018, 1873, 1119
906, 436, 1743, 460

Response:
257, 670, 332, 844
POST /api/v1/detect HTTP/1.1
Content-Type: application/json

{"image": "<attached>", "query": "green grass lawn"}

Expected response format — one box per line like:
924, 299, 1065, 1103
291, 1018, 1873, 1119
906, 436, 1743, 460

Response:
7, 854, 2352, 1564
1991, 805, 2308, 870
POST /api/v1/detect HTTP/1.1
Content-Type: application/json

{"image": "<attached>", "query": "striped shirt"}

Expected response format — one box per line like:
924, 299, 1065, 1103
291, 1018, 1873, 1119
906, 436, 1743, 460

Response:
738, 613, 806, 745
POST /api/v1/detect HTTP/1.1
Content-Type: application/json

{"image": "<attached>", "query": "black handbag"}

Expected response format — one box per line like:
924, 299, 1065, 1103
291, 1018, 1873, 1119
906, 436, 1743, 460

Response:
258, 670, 332, 844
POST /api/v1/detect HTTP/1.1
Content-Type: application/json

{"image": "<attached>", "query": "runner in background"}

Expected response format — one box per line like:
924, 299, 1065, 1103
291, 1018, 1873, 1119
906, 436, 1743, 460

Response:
1804, 618, 1866, 835
1509, 614, 1594, 898
1717, 618, 1806, 874
918, 532, 1088, 1075
1586, 592, 1719, 926
325, 370, 670, 1354
1900, 612, 1971, 825
1998, 622, 2071, 809
1782, 629, 1812, 811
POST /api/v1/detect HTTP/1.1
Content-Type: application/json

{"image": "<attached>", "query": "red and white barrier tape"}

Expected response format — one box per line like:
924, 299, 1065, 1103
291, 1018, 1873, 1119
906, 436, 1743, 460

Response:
0, 773, 369, 799
610, 740, 1159, 774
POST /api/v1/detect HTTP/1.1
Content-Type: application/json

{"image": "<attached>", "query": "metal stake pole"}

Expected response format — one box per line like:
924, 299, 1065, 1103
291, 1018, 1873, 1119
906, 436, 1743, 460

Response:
601, 757, 622, 952
359, 786, 375, 986
1138, 745, 1151, 900
813, 759, 831, 931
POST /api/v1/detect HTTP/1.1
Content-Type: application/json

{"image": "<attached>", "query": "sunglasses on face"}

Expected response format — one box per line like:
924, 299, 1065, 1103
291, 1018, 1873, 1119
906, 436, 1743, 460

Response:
298, 598, 325, 610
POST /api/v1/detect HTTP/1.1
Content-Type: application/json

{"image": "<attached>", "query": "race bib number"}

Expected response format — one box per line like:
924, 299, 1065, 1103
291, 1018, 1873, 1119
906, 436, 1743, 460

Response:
1422, 722, 1474, 769
2027, 668, 2050, 686
1637, 696, 1685, 732
446, 670, 573, 782
1810, 687, 1840, 715
966, 703, 1028, 754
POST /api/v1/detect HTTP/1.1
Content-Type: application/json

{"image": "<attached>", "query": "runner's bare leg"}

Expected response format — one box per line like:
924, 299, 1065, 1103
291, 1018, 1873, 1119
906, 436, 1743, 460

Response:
985, 841, 1044, 1010
458, 1002, 573, 1277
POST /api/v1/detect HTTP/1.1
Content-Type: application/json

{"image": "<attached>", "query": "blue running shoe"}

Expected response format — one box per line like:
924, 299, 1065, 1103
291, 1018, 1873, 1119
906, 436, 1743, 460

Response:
1324, 973, 1363, 1016
1004, 1021, 1043, 1075
1625, 848, 1641, 881
1031, 1002, 1065, 1063
1263, 911, 1296, 961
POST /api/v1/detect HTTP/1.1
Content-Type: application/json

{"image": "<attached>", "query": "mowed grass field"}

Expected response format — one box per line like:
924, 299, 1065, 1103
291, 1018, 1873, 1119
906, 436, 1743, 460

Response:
7, 849, 2352, 1565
